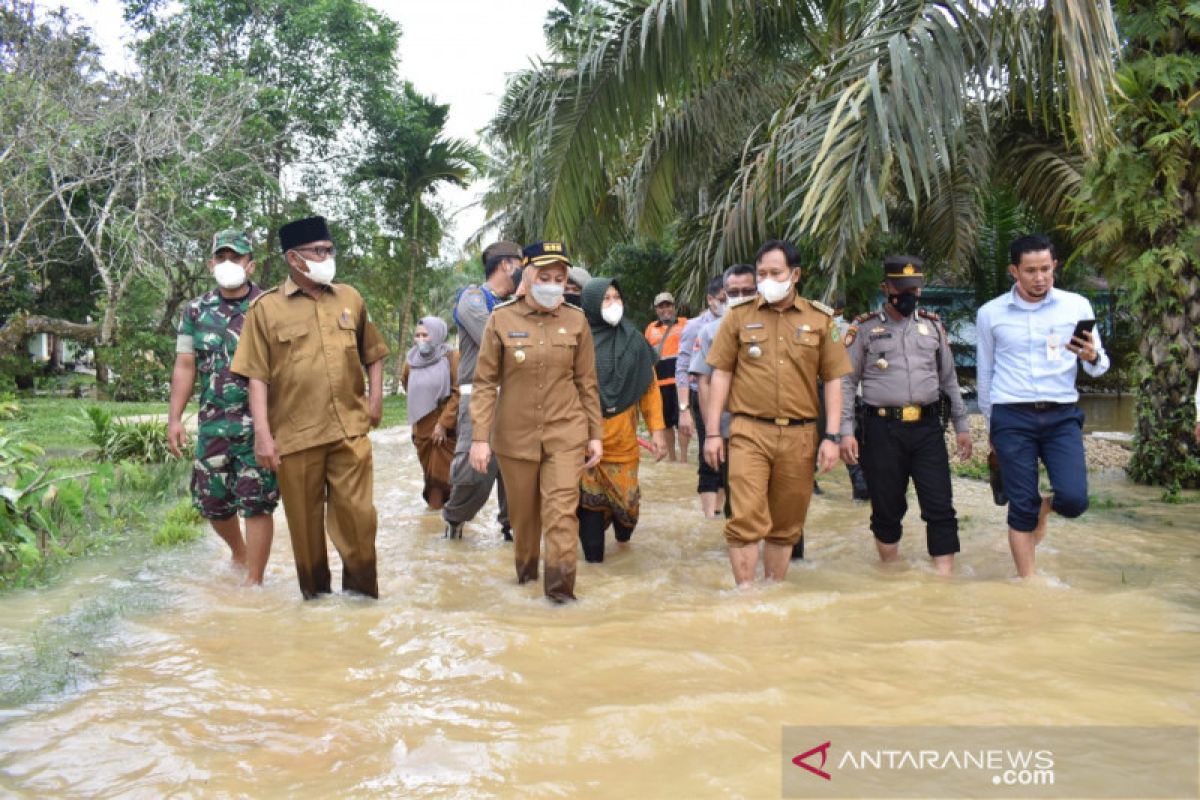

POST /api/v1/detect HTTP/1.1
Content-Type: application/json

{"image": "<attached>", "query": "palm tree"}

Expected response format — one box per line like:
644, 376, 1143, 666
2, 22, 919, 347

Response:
486, 0, 1118, 300
353, 84, 483, 392
1073, 0, 1200, 490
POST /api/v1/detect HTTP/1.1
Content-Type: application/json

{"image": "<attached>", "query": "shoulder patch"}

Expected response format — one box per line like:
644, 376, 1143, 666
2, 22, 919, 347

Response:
844, 327, 858, 346
249, 287, 277, 308
810, 299, 834, 316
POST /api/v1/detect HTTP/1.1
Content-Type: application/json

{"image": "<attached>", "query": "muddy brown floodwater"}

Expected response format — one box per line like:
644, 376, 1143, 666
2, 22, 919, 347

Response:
0, 427, 1197, 798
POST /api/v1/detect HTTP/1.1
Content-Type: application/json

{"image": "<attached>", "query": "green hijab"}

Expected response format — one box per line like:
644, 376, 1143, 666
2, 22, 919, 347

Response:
581, 277, 656, 418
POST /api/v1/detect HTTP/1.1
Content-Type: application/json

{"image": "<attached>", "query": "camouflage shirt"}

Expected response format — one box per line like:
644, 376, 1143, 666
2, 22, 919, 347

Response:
176, 284, 264, 440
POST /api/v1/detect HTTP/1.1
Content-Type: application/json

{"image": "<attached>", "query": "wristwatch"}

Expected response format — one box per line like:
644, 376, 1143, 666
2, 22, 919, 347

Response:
822, 433, 843, 444
680, 404, 690, 412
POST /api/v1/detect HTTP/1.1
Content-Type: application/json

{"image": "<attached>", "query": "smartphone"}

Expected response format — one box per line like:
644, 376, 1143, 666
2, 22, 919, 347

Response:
1071, 319, 1096, 342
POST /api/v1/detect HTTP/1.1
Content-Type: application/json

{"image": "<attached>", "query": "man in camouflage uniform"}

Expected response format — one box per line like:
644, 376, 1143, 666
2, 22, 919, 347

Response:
167, 229, 278, 584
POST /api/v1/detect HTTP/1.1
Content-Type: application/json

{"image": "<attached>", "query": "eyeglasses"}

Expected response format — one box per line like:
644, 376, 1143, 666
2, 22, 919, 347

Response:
725, 287, 757, 298
294, 245, 336, 259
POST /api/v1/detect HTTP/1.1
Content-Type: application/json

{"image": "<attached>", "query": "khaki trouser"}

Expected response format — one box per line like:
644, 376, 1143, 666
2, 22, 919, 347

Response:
724, 416, 816, 547
277, 435, 378, 599
496, 446, 583, 601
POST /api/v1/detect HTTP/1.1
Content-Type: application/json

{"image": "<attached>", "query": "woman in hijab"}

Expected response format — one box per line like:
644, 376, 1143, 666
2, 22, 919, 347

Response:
401, 316, 459, 510
577, 277, 667, 563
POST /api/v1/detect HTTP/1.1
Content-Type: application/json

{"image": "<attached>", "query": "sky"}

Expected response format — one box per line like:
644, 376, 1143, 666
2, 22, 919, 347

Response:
58, 0, 553, 255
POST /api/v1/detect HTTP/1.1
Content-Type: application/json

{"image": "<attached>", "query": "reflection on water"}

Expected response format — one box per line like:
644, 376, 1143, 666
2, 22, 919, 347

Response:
1077, 393, 1136, 433
0, 427, 1196, 797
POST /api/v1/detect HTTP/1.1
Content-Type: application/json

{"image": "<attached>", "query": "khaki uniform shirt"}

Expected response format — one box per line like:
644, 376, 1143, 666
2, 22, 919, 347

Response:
706, 294, 851, 419
839, 309, 969, 435
230, 277, 389, 456
470, 298, 604, 461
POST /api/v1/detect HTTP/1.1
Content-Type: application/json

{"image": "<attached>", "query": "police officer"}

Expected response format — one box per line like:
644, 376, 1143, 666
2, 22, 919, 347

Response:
441, 241, 523, 540
704, 240, 851, 587
231, 215, 389, 599
468, 241, 604, 603
167, 229, 278, 585
839, 255, 972, 575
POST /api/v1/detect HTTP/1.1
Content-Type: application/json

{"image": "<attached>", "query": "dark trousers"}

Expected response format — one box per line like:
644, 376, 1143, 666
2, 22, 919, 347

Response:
442, 401, 509, 530
577, 507, 633, 563
860, 413, 959, 557
692, 387, 723, 494
990, 403, 1088, 532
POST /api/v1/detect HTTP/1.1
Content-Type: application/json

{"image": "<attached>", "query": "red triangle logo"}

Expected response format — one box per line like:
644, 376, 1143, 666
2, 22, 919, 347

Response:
792, 741, 832, 781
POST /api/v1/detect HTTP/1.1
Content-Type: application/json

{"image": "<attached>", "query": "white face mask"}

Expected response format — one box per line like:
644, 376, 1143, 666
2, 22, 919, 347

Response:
713, 301, 727, 318
757, 277, 792, 304
530, 282, 564, 309
302, 255, 336, 285
727, 294, 756, 309
601, 302, 624, 326
213, 260, 246, 290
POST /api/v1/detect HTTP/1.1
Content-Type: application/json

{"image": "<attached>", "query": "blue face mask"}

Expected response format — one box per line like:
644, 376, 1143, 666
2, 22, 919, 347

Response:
531, 282, 564, 309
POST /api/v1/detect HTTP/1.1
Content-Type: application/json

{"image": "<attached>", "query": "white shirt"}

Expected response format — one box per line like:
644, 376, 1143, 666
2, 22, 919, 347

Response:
976, 286, 1109, 420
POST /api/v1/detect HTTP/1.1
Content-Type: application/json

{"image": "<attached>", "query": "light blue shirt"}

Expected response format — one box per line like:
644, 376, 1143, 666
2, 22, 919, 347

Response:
676, 309, 717, 389
976, 286, 1109, 420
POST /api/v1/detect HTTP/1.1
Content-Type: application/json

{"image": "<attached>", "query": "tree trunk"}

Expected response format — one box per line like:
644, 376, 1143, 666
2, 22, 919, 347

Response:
393, 204, 422, 395
1127, 266, 1200, 490
0, 313, 99, 357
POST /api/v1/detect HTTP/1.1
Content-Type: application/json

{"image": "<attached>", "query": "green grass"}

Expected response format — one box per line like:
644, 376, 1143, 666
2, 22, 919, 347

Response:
154, 501, 204, 547
379, 394, 408, 430
8, 398, 192, 458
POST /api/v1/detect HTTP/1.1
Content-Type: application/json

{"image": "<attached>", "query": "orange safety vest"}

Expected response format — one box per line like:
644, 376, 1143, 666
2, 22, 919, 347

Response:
644, 317, 688, 386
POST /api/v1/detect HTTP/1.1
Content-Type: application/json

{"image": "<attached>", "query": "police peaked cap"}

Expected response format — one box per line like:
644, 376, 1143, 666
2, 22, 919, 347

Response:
883, 255, 924, 289
522, 241, 572, 269
279, 216, 332, 252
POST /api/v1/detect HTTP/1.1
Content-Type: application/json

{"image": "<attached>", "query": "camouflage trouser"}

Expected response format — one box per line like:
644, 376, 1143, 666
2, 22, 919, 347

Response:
191, 434, 279, 520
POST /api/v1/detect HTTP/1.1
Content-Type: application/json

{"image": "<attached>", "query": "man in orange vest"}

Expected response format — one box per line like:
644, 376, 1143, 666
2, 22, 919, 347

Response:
644, 292, 689, 462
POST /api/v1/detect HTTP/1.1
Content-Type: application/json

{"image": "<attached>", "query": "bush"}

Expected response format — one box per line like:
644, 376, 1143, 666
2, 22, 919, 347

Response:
154, 500, 203, 546
98, 330, 174, 402
81, 406, 173, 463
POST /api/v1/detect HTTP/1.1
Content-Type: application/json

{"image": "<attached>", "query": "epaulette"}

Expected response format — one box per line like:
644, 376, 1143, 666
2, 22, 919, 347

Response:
493, 297, 519, 308
917, 308, 946, 333
249, 286, 277, 308
810, 298, 834, 316
844, 311, 879, 347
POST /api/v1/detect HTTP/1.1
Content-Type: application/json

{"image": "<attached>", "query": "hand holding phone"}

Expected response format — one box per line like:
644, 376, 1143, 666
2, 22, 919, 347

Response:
1069, 319, 1097, 362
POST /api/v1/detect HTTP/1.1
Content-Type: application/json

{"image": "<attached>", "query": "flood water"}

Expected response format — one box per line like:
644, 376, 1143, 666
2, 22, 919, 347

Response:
0, 427, 1196, 798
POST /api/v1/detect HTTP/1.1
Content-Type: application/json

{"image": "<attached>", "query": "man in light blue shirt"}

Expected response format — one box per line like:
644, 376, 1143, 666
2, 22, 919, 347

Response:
677, 276, 726, 517
976, 234, 1109, 577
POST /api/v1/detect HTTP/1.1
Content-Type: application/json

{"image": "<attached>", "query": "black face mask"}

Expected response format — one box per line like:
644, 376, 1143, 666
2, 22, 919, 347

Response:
564, 292, 582, 307
888, 292, 919, 317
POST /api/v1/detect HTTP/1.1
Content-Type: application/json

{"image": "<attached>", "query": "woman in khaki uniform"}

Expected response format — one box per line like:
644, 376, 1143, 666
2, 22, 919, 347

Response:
469, 241, 603, 603
401, 316, 459, 510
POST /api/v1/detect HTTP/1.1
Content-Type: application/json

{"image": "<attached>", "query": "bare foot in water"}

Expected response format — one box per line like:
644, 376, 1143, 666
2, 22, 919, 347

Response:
1033, 495, 1052, 545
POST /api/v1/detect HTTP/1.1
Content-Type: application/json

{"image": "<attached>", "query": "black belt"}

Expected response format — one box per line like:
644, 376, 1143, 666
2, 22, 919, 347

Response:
1003, 401, 1072, 411
736, 413, 817, 427
864, 402, 940, 422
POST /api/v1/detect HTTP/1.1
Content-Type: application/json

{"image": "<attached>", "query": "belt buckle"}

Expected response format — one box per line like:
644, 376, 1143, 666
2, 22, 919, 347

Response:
773, 417, 789, 426
901, 405, 921, 422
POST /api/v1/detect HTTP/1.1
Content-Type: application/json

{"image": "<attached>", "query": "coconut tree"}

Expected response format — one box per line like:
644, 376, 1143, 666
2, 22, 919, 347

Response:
1074, 0, 1200, 490
487, 0, 1118, 300
352, 84, 483, 393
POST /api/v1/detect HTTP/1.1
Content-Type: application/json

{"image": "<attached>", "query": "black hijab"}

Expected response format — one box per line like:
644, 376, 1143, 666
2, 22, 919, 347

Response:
581, 277, 656, 418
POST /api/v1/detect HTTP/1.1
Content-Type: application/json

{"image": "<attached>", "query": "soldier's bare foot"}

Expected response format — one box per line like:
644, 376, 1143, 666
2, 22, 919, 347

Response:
1033, 495, 1052, 544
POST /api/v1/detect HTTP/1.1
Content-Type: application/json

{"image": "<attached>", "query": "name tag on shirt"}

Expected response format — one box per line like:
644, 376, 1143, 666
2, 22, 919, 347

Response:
1046, 333, 1062, 362
508, 331, 530, 338
744, 323, 765, 329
